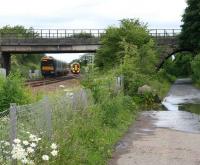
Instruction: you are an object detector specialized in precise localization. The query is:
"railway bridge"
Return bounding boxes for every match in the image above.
[0,29,181,75]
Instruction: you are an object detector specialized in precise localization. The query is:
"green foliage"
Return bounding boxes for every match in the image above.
[53,74,137,165]
[163,53,193,77]
[95,19,151,69]
[191,53,200,83]
[179,0,200,51]
[72,32,94,38]
[11,54,43,78]
[0,73,32,112]
[116,38,157,96]
[0,25,34,37]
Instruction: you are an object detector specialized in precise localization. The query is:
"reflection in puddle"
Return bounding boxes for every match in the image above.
[152,111,200,133]
[179,104,200,115]
[151,80,200,134]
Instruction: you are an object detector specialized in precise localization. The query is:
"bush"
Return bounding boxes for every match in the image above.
[0,72,32,112]
[191,53,200,82]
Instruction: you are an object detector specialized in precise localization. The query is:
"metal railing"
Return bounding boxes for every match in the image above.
[0,29,181,40]
[149,29,181,37]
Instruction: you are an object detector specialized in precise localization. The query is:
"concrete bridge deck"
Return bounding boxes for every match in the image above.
[0,28,181,74]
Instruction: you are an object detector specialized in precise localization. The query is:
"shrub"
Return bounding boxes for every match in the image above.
[0,72,32,112]
[191,53,200,82]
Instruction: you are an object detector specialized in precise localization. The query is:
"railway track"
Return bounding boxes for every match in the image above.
[26,74,80,87]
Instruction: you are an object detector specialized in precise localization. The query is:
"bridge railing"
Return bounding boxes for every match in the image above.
[0,29,181,39]
[0,29,106,39]
[149,29,181,37]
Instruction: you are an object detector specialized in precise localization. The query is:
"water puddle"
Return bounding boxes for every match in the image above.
[150,79,200,134]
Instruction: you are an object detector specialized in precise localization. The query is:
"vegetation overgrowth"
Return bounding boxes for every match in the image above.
[0,73,41,112]
[0,19,174,164]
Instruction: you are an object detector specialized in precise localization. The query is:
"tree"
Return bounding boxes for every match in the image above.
[95,19,152,69]
[179,0,200,52]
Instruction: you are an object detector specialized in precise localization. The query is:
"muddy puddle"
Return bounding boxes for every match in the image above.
[148,78,200,133]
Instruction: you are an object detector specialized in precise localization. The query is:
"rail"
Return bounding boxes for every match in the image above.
[0,29,181,39]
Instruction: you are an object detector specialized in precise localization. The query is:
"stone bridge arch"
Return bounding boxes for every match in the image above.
[157,45,193,69]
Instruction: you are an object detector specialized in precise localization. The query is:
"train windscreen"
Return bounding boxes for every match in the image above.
[41,60,54,66]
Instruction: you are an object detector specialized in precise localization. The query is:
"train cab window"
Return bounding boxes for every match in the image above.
[41,60,54,66]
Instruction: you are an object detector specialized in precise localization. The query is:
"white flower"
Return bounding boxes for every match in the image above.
[27,147,34,153]
[29,134,40,142]
[29,134,37,141]
[11,144,27,160]
[23,141,29,146]
[30,143,36,148]
[13,139,21,144]
[42,155,49,161]
[51,150,58,156]
[50,143,57,150]
[4,141,10,146]
[21,158,28,164]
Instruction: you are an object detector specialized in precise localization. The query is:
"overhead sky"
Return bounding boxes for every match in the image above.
[0,0,187,62]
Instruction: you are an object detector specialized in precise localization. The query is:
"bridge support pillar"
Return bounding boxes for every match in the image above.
[1,52,11,76]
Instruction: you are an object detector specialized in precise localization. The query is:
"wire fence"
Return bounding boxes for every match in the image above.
[0,89,91,164]
[0,76,123,164]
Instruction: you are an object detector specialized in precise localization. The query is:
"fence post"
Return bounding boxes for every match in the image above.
[9,103,17,165]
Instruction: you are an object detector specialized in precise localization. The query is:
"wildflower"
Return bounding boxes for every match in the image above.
[4,141,10,146]
[51,150,58,156]
[23,141,29,146]
[29,134,37,141]
[27,147,34,153]
[29,134,40,142]
[21,158,28,164]
[50,143,57,150]
[11,144,27,160]
[13,139,21,144]
[30,143,36,148]
[42,155,49,161]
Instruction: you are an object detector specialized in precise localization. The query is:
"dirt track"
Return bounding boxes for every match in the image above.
[109,79,200,165]
[109,112,200,165]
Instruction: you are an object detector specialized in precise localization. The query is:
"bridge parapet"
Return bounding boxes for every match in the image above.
[0,29,180,39]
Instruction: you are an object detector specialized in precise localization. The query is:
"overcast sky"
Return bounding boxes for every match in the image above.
[0,0,187,62]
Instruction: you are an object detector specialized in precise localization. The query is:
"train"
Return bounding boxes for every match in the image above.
[71,62,80,74]
[41,56,68,77]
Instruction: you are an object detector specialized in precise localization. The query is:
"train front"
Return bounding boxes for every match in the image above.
[71,63,80,74]
[41,56,55,77]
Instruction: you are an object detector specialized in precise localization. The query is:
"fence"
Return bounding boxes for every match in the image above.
[0,29,180,39]
[0,89,90,164]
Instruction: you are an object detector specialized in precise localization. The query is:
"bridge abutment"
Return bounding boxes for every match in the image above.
[0,52,11,76]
